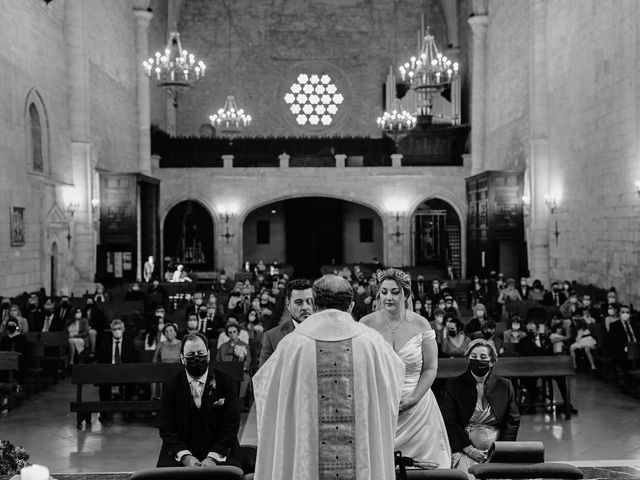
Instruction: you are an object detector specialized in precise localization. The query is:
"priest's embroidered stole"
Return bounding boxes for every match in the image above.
[316,339,356,479]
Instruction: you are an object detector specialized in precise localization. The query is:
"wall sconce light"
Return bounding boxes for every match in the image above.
[543,194,559,214]
[543,194,560,244]
[390,211,405,244]
[65,202,79,247]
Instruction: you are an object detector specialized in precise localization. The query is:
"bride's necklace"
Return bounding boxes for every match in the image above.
[384,311,406,334]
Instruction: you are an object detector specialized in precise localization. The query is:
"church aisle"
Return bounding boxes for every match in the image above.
[0,373,638,473]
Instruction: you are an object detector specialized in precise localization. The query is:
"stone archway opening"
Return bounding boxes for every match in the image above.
[242,197,383,278]
[412,198,462,279]
[163,200,214,273]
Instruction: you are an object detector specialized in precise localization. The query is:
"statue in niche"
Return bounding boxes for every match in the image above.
[177,202,205,264]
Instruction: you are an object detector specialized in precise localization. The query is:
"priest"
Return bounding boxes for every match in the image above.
[253,274,405,480]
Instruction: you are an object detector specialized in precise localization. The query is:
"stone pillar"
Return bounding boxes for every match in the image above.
[218,218,240,275]
[468,14,489,175]
[391,153,403,168]
[134,8,153,174]
[64,0,95,294]
[385,213,411,267]
[278,153,290,168]
[222,154,234,169]
[335,154,346,168]
[528,0,550,284]
[166,98,177,136]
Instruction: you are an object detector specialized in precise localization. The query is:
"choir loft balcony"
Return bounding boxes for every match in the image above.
[150,125,470,169]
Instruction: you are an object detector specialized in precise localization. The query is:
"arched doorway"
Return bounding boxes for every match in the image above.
[50,242,58,297]
[412,198,462,278]
[242,197,383,278]
[163,200,214,273]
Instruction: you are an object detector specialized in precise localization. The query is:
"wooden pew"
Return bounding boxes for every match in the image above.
[0,351,21,412]
[437,356,575,417]
[69,361,243,425]
[26,331,71,380]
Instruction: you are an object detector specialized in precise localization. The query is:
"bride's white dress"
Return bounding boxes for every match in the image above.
[395,330,452,467]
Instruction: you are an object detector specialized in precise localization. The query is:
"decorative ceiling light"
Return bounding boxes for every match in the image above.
[377,99,417,145]
[143,31,206,108]
[284,73,342,126]
[398,27,458,122]
[209,95,252,137]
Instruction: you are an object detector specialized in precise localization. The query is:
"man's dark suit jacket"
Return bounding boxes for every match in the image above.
[517,334,553,356]
[156,368,241,467]
[441,370,520,453]
[95,334,137,364]
[608,319,640,364]
[33,312,64,332]
[542,291,567,307]
[259,320,294,367]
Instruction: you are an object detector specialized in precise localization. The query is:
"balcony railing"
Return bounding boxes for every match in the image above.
[151,125,469,168]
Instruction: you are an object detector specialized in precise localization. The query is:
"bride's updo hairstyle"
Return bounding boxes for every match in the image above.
[376,267,412,308]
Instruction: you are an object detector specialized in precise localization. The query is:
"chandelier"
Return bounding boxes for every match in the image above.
[377,99,416,145]
[398,27,459,122]
[209,95,252,137]
[143,31,206,108]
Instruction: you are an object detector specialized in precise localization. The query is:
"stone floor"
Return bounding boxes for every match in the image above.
[0,371,638,474]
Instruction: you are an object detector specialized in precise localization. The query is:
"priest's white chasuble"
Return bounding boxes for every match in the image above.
[253,309,405,480]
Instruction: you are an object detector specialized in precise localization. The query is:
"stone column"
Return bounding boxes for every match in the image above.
[468,14,488,175]
[278,153,290,168]
[334,154,346,168]
[222,154,234,169]
[385,213,411,267]
[64,0,95,294]
[528,0,550,284]
[391,153,403,168]
[134,8,153,174]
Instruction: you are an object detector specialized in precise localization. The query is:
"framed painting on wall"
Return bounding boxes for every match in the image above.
[11,206,25,246]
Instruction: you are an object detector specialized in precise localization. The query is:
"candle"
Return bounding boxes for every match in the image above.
[21,465,50,480]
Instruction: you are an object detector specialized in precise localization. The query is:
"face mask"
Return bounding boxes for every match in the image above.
[511,324,520,331]
[521,282,527,286]
[184,355,209,377]
[468,359,492,376]
[61,301,69,308]
[482,330,493,339]
[132,286,140,291]
[75,313,82,319]
[198,311,207,319]
[447,328,457,336]
[608,298,615,304]
[621,313,630,321]
[6,325,18,334]
[526,330,536,338]
[29,304,37,310]
[570,298,577,304]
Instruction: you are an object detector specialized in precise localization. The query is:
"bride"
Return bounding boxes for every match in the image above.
[361,268,452,468]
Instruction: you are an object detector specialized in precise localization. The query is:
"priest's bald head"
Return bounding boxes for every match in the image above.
[312,274,354,313]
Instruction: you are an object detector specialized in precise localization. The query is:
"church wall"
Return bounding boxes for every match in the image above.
[483,0,530,172]
[342,203,383,265]
[171,0,449,137]
[86,0,139,173]
[156,164,469,275]
[544,0,640,304]
[0,1,70,296]
[148,0,168,131]
[242,202,287,266]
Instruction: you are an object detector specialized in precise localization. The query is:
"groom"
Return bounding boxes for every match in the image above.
[253,274,405,480]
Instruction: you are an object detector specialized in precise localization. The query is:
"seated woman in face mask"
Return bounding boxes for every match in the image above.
[465,303,491,340]
[441,339,520,475]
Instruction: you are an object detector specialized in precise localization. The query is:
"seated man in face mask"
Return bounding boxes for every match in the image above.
[156,332,242,470]
[36,299,63,332]
[479,320,503,355]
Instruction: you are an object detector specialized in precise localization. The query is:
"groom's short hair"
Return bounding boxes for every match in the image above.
[312,275,353,312]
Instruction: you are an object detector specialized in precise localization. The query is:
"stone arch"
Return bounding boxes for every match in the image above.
[162,199,216,274]
[240,194,386,278]
[409,191,467,278]
[24,88,51,175]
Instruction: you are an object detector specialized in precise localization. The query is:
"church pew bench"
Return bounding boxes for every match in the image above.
[0,351,22,413]
[26,331,71,381]
[437,356,575,417]
[69,361,243,425]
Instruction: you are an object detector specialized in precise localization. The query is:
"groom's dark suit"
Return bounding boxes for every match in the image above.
[156,367,242,468]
